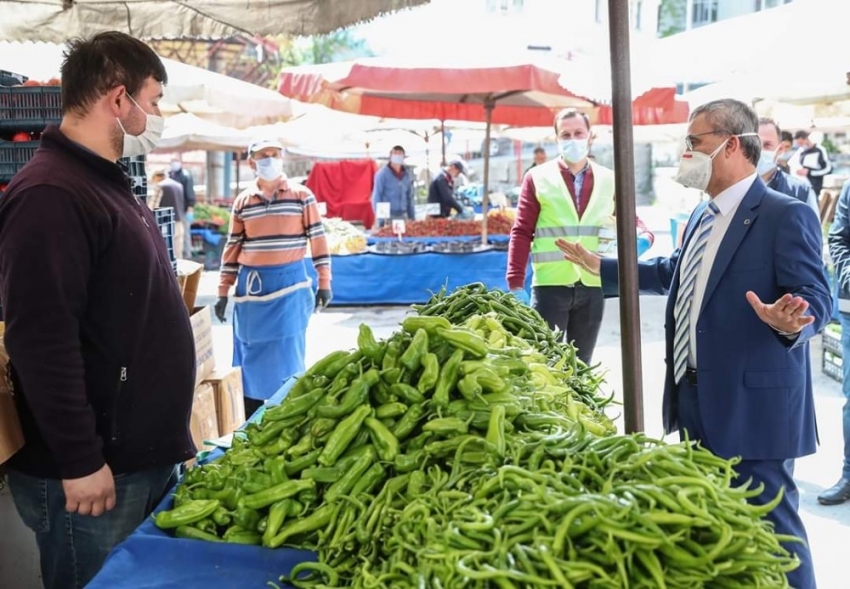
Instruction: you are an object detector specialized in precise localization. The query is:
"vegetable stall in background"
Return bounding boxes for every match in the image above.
[154,284,801,588]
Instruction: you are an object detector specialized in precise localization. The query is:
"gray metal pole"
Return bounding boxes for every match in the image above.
[607,0,645,434]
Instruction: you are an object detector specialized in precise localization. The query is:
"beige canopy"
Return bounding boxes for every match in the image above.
[0,0,428,42]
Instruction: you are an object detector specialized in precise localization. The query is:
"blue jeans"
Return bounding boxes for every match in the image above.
[839,313,850,479]
[8,465,177,589]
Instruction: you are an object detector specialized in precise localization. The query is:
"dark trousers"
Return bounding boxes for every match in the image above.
[244,396,265,419]
[531,284,605,365]
[678,380,816,589]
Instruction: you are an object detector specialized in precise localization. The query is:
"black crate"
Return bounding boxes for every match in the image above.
[823,325,842,357]
[0,70,28,87]
[0,86,62,132]
[823,350,843,383]
[0,140,39,182]
[129,175,148,200]
[155,207,176,264]
[120,155,146,179]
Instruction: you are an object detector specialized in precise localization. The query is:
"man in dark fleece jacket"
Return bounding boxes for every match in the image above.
[0,32,195,589]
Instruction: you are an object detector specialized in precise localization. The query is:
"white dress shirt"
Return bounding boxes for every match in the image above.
[681,173,757,367]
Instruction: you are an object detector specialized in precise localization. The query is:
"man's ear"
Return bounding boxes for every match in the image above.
[107,86,128,117]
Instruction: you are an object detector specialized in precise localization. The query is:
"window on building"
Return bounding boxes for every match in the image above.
[692,0,718,27]
[635,0,643,30]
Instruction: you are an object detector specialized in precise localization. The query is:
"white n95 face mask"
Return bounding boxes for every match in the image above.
[117,94,164,158]
[674,133,757,191]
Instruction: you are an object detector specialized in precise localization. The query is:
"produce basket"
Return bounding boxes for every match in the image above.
[823,322,842,356]
[154,207,176,268]
[823,349,843,383]
[0,86,62,131]
[0,140,39,183]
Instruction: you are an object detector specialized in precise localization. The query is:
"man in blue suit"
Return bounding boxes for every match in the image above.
[559,98,830,589]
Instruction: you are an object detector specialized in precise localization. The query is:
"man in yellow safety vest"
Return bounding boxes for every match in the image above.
[506,108,654,364]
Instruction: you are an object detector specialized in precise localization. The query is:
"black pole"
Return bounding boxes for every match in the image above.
[607,0,644,434]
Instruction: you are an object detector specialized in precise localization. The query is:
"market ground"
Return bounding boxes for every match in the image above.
[196,204,850,589]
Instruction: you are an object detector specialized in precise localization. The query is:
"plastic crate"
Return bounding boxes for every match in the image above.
[0,140,39,182]
[0,86,62,132]
[823,324,842,356]
[823,349,843,383]
[0,70,28,87]
[155,207,176,265]
[119,155,146,179]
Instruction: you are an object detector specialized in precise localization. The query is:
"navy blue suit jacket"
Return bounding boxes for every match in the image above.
[601,178,831,460]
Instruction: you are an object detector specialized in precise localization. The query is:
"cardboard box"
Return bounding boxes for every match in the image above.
[176,260,204,313]
[0,323,24,465]
[190,306,216,386]
[189,382,219,451]
[203,367,245,436]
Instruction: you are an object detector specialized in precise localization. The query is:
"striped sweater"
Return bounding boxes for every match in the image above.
[218,181,331,296]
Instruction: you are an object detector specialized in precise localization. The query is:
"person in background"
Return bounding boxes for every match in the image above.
[428,160,467,218]
[506,108,654,365]
[775,130,795,174]
[524,146,548,174]
[794,129,832,197]
[371,145,415,227]
[560,98,828,589]
[150,169,186,259]
[757,118,819,216]
[0,32,195,589]
[170,158,195,259]
[215,138,332,417]
[823,177,850,506]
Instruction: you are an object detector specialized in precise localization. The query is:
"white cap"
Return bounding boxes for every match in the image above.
[248,138,284,154]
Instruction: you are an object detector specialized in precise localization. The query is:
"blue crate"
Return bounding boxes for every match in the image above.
[154,207,176,265]
[0,140,39,182]
[0,86,62,132]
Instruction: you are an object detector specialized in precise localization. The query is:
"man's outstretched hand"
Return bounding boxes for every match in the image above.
[746,291,814,334]
[556,239,601,275]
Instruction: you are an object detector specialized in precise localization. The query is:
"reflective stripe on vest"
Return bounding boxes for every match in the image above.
[529,160,615,288]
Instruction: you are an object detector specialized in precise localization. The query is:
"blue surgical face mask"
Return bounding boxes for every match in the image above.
[255,157,285,181]
[558,139,589,164]
[390,155,404,165]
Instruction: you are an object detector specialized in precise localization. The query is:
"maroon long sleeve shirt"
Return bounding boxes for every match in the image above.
[506,162,654,290]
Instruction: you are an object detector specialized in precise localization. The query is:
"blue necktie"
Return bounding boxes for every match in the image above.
[673,201,719,384]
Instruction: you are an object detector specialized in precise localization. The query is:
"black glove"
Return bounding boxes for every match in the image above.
[214,296,228,323]
[315,289,332,309]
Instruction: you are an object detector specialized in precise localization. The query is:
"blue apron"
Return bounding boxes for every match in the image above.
[232,261,314,401]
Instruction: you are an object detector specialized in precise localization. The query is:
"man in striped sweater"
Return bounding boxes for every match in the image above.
[215,138,332,415]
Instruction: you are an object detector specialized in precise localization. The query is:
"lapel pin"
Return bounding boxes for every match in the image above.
[743,219,751,225]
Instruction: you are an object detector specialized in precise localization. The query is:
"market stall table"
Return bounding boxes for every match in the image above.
[87,379,313,589]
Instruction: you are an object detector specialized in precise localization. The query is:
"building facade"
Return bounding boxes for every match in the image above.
[658,0,794,36]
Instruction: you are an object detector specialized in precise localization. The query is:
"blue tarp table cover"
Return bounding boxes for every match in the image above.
[366,234,510,245]
[87,379,314,589]
[307,249,533,306]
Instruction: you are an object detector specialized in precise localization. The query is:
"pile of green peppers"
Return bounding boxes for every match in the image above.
[153,286,799,588]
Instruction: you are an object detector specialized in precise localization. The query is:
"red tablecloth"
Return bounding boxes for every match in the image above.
[306,160,377,227]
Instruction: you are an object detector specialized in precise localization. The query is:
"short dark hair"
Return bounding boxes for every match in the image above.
[390,145,405,154]
[61,31,167,115]
[533,147,546,155]
[691,99,760,166]
[758,117,782,142]
[780,131,793,143]
[794,130,810,140]
[553,108,591,132]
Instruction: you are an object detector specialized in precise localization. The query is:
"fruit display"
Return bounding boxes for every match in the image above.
[193,203,231,235]
[323,218,368,255]
[154,284,799,588]
[372,213,514,238]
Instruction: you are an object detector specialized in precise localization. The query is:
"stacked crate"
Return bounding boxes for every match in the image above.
[823,322,843,383]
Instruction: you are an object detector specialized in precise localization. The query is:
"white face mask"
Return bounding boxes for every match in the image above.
[390,155,404,165]
[757,148,777,176]
[674,133,757,191]
[116,94,164,158]
[255,156,285,181]
[558,139,589,164]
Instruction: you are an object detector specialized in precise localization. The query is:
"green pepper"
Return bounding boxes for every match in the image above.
[423,416,468,436]
[310,417,338,439]
[380,367,402,385]
[317,377,369,419]
[287,433,315,457]
[391,402,425,441]
[268,455,288,485]
[389,382,424,404]
[241,479,316,511]
[195,518,218,535]
[330,363,359,392]
[268,504,335,548]
[433,349,464,408]
[183,466,204,486]
[230,449,263,468]
[311,374,330,389]
[472,367,508,393]
[154,500,221,530]
[263,499,293,547]
[364,416,400,462]
[376,401,408,419]
[382,341,402,371]
[172,486,192,509]
[298,487,318,505]
[457,374,483,400]
[417,352,440,394]
[223,525,262,545]
[357,324,383,361]
[351,462,386,496]
[436,327,488,358]
[318,405,372,467]
[399,328,429,371]
[372,380,394,405]
[347,428,371,454]
[248,418,287,446]
[309,349,360,380]
[242,472,274,494]
[407,470,426,497]
[486,404,506,456]
[175,525,223,543]
[300,466,344,483]
[393,451,425,473]
[257,516,268,534]
[402,315,452,335]
[491,357,528,376]
[261,429,298,456]
[207,487,244,511]
[325,445,376,502]
[405,430,433,451]
[263,387,325,422]
[233,507,261,531]
[211,506,231,527]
